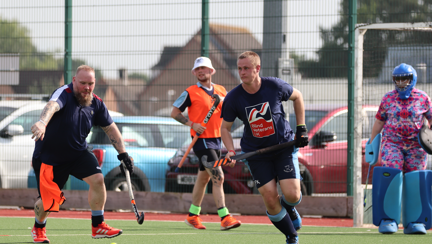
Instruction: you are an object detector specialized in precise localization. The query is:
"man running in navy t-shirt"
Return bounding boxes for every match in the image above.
[30,65,133,243]
[221,51,308,244]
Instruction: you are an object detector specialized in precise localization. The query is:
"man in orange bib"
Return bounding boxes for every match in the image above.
[171,57,241,231]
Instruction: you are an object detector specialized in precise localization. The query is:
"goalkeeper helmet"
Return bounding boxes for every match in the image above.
[392,63,417,100]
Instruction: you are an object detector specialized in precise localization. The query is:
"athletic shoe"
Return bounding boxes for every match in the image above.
[290,207,302,231]
[185,215,206,230]
[220,214,241,230]
[378,219,398,234]
[286,236,299,244]
[31,226,50,243]
[91,222,122,239]
[403,223,427,234]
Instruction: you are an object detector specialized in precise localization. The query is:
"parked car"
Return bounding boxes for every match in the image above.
[28,116,192,193]
[166,104,380,195]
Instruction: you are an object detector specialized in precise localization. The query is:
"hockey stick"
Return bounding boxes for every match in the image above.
[122,161,145,224]
[202,139,297,168]
[175,94,221,172]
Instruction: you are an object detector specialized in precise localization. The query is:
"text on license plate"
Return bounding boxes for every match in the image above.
[177,175,197,185]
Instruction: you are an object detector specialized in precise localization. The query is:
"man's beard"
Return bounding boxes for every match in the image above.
[74,90,93,106]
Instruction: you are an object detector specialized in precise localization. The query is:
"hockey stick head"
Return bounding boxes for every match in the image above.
[137,211,145,224]
[201,155,231,168]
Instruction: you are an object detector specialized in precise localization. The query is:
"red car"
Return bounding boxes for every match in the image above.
[165,104,380,195]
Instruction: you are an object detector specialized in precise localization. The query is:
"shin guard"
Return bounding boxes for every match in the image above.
[402,170,432,229]
[372,167,403,226]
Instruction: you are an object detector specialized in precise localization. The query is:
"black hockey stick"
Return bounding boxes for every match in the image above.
[202,140,297,168]
[122,161,144,224]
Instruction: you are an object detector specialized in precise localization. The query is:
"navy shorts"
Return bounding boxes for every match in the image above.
[195,149,221,171]
[33,147,102,196]
[246,146,300,189]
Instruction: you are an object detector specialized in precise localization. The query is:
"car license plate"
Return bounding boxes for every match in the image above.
[177,175,197,185]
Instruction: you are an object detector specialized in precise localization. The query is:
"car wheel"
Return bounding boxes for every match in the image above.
[301,168,314,195]
[108,176,141,192]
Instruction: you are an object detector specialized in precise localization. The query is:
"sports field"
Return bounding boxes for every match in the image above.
[1,210,431,244]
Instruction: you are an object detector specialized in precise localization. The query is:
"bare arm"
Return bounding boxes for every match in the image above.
[171,106,205,134]
[288,88,305,125]
[31,101,60,141]
[370,119,385,141]
[101,122,126,154]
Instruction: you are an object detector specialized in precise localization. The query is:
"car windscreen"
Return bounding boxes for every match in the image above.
[0,106,18,121]
[288,110,328,131]
[87,123,191,149]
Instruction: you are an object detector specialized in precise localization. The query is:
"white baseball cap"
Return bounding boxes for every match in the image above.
[191,57,216,75]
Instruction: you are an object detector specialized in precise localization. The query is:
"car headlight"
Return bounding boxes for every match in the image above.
[189,155,199,165]
[247,180,255,188]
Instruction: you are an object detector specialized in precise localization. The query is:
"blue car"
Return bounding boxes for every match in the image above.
[28,116,192,193]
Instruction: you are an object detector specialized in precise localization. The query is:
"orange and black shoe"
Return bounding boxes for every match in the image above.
[220,214,241,230]
[185,215,206,229]
[31,225,50,243]
[91,222,122,239]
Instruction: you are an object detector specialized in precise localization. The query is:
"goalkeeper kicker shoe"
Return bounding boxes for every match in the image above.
[378,219,398,234]
[403,223,427,234]
[91,222,122,239]
[31,226,50,243]
[185,215,206,230]
[286,236,299,244]
[220,214,241,230]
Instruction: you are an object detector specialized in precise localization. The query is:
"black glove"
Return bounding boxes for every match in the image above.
[118,152,134,176]
[295,125,309,148]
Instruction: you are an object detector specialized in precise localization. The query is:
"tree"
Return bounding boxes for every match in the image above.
[128,72,149,83]
[296,0,432,78]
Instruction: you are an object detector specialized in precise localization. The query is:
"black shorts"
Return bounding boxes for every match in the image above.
[246,146,300,189]
[33,147,102,196]
[195,149,221,171]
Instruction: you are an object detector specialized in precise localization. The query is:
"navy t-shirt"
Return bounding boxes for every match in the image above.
[221,77,295,158]
[33,83,113,165]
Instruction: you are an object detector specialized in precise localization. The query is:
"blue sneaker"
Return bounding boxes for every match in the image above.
[286,236,298,244]
[403,223,426,234]
[378,219,398,234]
[291,207,302,231]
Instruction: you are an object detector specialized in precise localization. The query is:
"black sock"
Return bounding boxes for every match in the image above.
[280,197,297,220]
[188,213,198,217]
[34,221,46,228]
[271,212,297,239]
[91,215,104,227]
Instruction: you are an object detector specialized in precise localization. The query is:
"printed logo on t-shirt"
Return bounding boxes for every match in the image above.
[245,102,275,138]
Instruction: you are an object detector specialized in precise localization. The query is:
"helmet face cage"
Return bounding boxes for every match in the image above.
[392,74,413,91]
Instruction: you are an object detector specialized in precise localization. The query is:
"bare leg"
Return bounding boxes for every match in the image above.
[83,173,106,210]
[191,170,211,207]
[258,179,282,215]
[34,198,50,222]
[206,166,226,208]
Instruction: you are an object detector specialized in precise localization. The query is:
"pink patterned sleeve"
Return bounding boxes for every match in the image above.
[424,94,432,121]
[375,95,388,121]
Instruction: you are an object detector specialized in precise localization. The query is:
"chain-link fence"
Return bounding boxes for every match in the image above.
[0,1,431,201]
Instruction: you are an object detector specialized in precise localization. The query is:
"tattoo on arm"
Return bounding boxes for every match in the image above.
[40,101,60,123]
[102,124,125,152]
[174,113,189,125]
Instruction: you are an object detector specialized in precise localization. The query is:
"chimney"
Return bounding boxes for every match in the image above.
[119,68,128,86]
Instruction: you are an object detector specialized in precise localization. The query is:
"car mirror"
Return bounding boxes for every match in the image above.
[0,124,24,138]
[310,130,337,146]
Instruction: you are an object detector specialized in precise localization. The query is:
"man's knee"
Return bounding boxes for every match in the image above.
[84,173,105,188]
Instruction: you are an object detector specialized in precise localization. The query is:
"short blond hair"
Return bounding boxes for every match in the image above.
[238,51,261,67]
[75,65,95,76]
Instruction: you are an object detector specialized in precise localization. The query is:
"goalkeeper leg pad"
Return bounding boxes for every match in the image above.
[402,170,432,234]
[372,167,403,230]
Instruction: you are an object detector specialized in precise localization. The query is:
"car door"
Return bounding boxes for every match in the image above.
[308,110,349,193]
[0,109,42,188]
